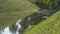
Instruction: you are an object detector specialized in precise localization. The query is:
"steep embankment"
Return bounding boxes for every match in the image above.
[25,11,60,34]
[0,0,38,30]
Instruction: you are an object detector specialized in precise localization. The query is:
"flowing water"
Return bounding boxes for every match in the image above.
[0,19,22,34]
[0,9,58,34]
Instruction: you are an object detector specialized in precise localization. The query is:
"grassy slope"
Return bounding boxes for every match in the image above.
[25,11,60,34]
[0,0,38,30]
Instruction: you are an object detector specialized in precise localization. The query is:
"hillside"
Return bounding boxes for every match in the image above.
[0,0,60,34]
[25,11,60,34]
[0,0,38,30]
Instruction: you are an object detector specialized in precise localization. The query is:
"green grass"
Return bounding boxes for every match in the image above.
[0,0,39,30]
[25,11,60,34]
[0,0,39,13]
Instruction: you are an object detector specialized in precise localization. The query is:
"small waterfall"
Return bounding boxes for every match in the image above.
[16,19,22,29]
[15,19,22,34]
[0,19,22,34]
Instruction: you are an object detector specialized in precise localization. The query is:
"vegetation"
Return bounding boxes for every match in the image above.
[25,11,60,34]
[0,0,60,34]
[28,0,60,9]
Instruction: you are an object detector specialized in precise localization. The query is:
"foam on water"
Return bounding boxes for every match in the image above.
[1,19,22,34]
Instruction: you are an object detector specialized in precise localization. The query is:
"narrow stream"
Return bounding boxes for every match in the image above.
[0,9,58,34]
